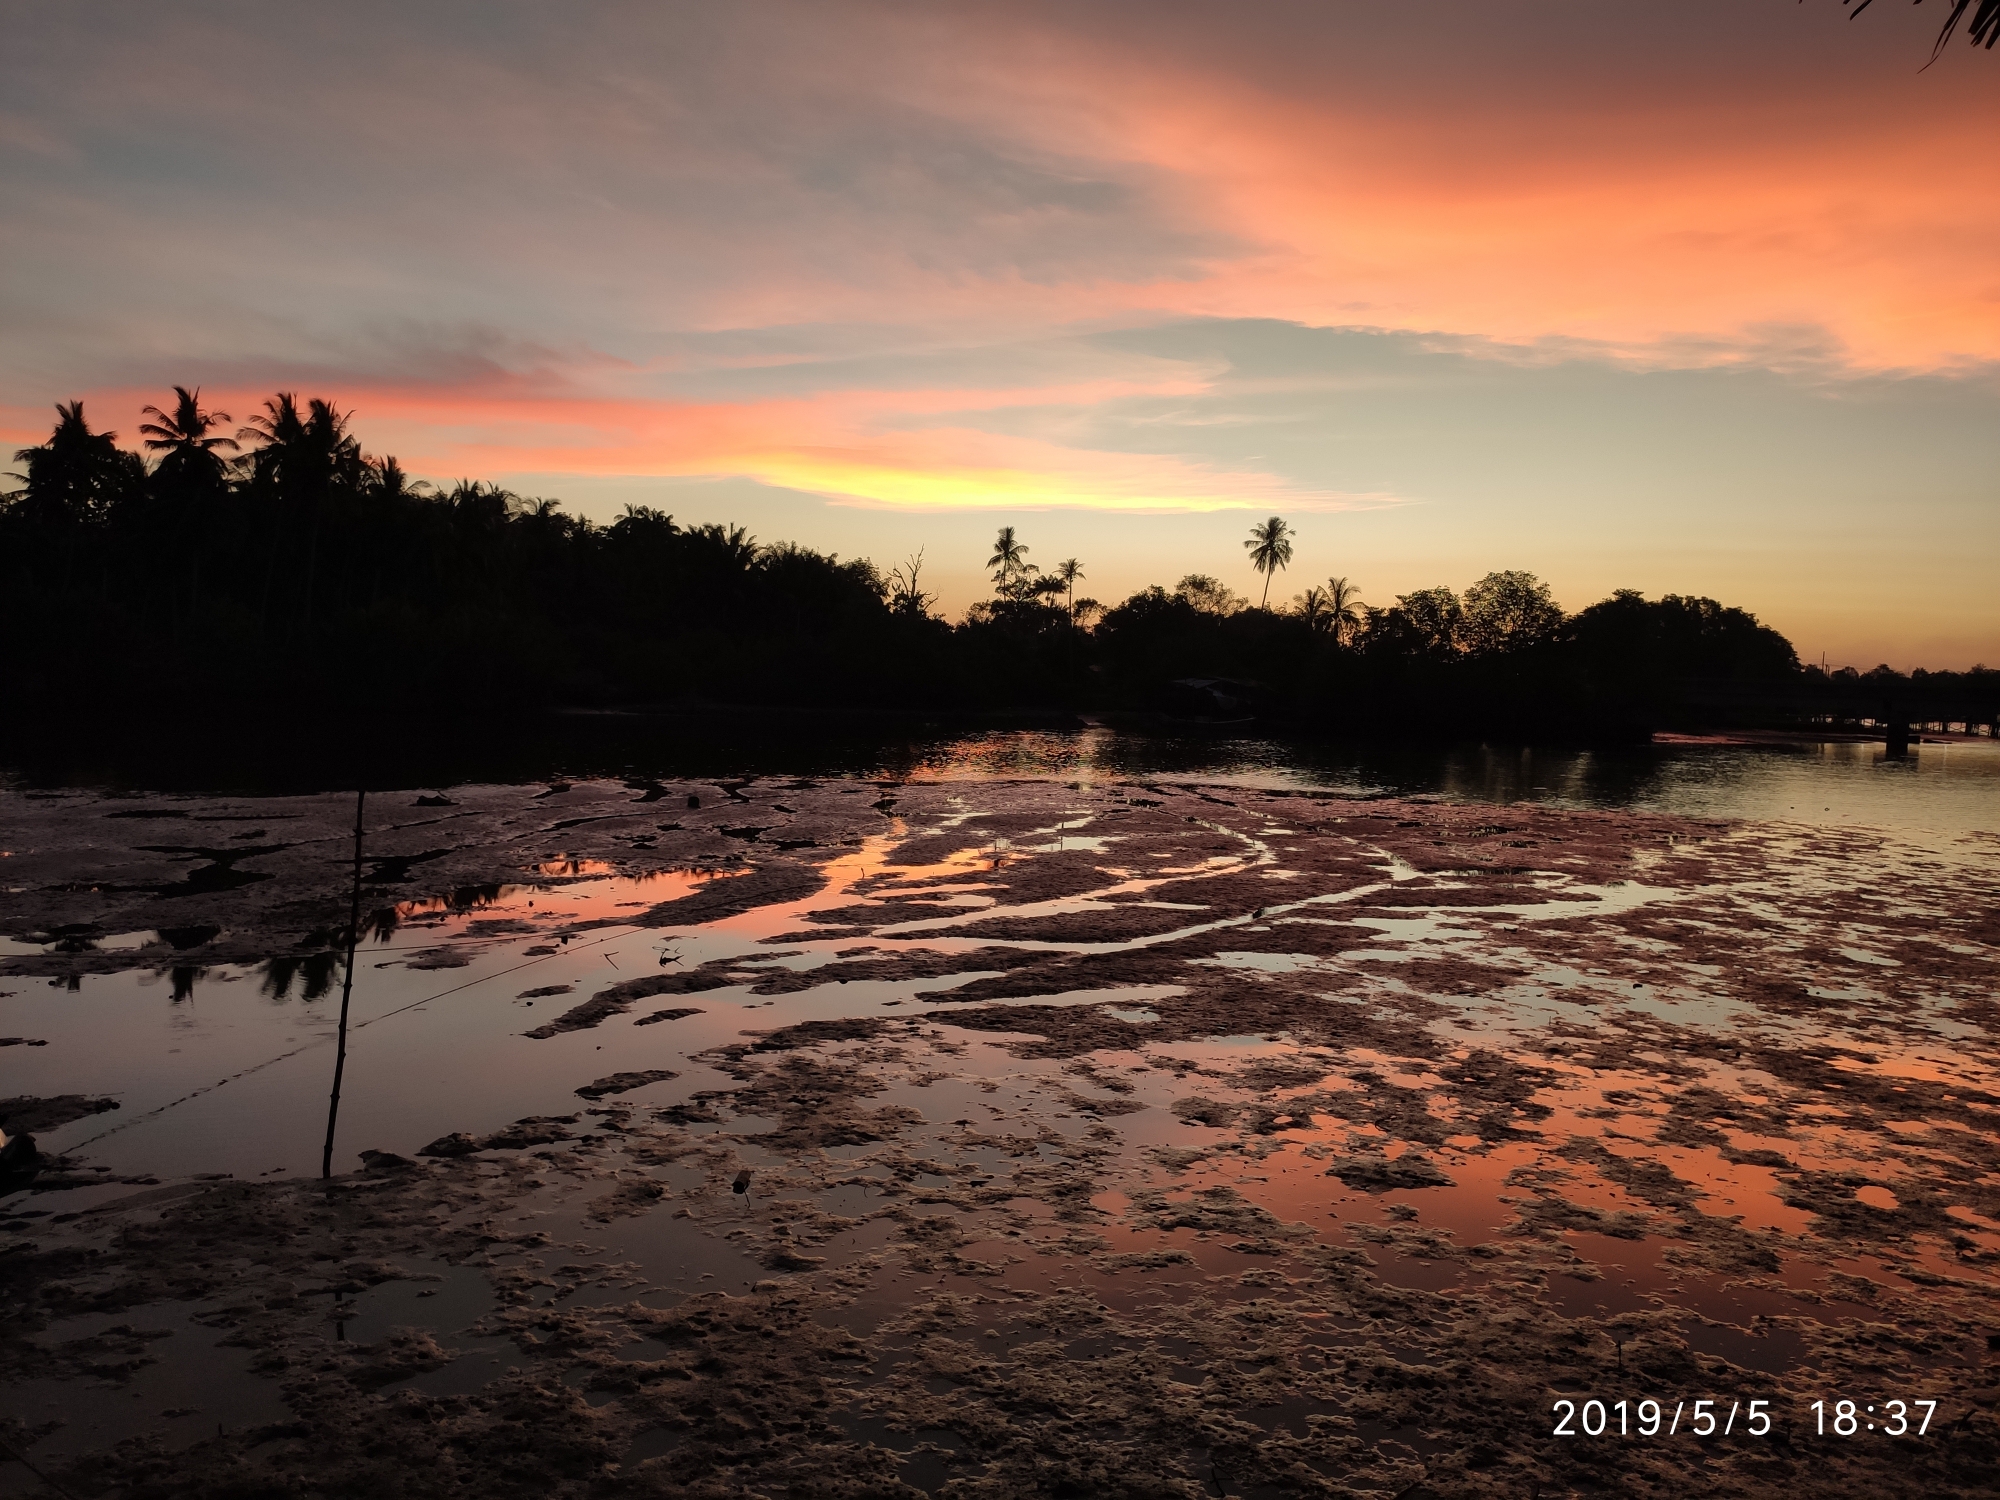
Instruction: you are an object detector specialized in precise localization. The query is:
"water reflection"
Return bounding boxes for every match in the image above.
[260,951,342,1002]
[14,716,1995,846]
[888,728,2000,842]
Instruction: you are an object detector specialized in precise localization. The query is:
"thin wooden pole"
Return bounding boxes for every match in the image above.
[320,790,366,1180]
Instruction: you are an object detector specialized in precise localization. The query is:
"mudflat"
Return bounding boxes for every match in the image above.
[2,775,1996,1497]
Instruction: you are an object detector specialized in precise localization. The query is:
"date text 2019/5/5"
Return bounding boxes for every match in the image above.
[1550,1398,1943,1438]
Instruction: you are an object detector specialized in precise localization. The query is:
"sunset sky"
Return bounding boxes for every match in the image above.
[4,1,1996,665]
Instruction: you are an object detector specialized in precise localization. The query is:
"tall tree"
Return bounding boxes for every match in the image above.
[1052,557,1085,622]
[364,455,424,501]
[1324,575,1366,646]
[1460,571,1562,656]
[239,394,361,500]
[689,521,759,571]
[137,387,237,633]
[1175,574,1244,616]
[1295,584,1330,632]
[1243,516,1294,609]
[1371,586,1463,659]
[1295,577,1363,638]
[138,387,236,494]
[236,393,362,632]
[887,548,936,617]
[9,401,141,533]
[987,525,1029,593]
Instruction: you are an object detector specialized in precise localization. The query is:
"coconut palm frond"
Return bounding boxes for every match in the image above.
[1053,557,1084,621]
[138,386,236,456]
[987,526,1029,588]
[1847,0,2000,60]
[1243,516,1295,609]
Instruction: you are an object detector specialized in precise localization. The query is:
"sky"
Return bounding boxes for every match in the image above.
[3,0,1996,667]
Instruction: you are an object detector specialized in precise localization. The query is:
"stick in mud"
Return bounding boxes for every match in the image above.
[319,790,366,1180]
[0,1433,83,1500]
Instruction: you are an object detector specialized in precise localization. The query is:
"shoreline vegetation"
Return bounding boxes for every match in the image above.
[6,392,1995,741]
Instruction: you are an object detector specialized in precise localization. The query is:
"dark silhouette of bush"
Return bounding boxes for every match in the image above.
[11,387,1978,742]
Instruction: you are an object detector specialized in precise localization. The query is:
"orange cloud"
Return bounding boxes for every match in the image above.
[969,44,2000,371]
[4,374,1389,514]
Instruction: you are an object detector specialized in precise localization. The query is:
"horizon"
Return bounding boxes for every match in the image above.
[6,1,1997,668]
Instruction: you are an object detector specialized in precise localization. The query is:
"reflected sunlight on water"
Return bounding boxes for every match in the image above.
[893,728,2000,844]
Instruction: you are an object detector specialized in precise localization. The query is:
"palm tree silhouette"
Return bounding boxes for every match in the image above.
[139,387,236,490]
[1053,557,1084,622]
[138,389,237,638]
[10,402,135,529]
[1324,575,1365,645]
[1244,516,1294,609]
[690,521,759,571]
[442,479,511,528]
[987,526,1031,594]
[237,393,361,633]
[238,392,307,477]
[239,394,360,492]
[365,455,428,501]
[1296,585,1329,631]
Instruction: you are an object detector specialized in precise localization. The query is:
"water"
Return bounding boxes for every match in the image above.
[2,734,1995,1494]
[892,728,2000,844]
[3,734,1991,1191]
[8,720,1993,840]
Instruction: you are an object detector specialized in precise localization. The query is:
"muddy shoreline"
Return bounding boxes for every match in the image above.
[2,776,1996,1497]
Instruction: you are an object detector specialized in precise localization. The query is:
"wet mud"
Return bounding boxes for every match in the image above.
[2,776,1997,1497]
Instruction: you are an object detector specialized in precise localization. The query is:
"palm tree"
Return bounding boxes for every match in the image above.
[364,455,428,501]
[237,392,306,483]
[138,387,236,492]
[443,479,511,526]
[136,389,237,637]
[987,526,1029,592]
[514,497,571,561]
[1295,585,1329,631]
[1244,516,1294,608]
[239,394,361,485]
[236,393,361,632]
[1848,0,2000,60]
[690,521,759,570]
[1053,557,1084,622]
[1325,575,1365,645]
[611,503,678,543]
[10,401,135,530]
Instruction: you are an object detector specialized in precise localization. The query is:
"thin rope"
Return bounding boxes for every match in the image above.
[60,928,631,1154]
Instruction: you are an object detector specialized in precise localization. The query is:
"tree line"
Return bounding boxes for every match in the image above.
[4,392,1988,737]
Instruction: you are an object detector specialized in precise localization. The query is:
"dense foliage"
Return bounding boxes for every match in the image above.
[3,394,949,713]
[4,393,1991,737]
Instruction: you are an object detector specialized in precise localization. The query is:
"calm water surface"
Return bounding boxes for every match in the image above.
[899,728,2000,844]
[6,729,1990,1192]
[9,718,1992,842]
